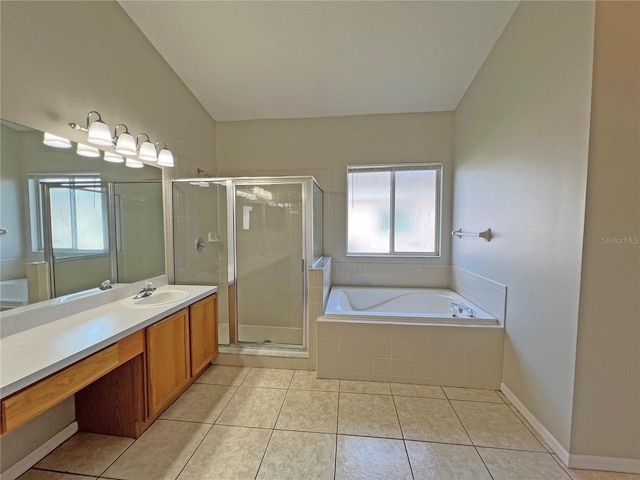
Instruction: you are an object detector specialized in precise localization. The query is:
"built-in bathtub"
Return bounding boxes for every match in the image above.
[0,278,28,310]
[324,287,496,325]
[317,286,504,389]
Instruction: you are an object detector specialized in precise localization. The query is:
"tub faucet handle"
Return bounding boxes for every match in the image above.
[99,280,112,290]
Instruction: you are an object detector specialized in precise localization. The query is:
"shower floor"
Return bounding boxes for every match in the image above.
[237,325,303,345]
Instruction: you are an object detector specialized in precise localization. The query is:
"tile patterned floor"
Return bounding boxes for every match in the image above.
[20,367,639,480]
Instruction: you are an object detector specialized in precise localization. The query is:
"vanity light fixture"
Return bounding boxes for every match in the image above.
[69,111,175,167]
[114,124,137,156]
[103,152,125,163]
[155,141,174,167]
[69,111,113,147]
[76,143,101,158]
[43,132,72,148]
[125,158,144,168]
[137,134,157,162]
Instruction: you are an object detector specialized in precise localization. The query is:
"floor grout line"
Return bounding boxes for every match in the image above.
[334,386,340,480]
[391,392,416,479]
[250,372,292,480]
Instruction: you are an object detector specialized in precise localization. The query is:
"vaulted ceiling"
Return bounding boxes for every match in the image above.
[119,1,518,122]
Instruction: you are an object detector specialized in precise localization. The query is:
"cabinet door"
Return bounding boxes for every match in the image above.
[189,294,218,377]
[146,309,190,417]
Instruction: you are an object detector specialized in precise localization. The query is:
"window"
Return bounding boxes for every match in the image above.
[347,164,441,256]
[29,175,108,254]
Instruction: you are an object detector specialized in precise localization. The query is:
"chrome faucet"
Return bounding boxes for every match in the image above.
[450,302,476,318]
[99,280,113,290]
[133,281,156,299]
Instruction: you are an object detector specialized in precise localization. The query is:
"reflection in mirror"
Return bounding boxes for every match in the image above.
[0,119,164,312]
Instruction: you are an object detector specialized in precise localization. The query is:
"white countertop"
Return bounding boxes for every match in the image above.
[0,284,217,398]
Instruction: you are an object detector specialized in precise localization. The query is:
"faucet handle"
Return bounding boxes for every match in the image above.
[100,280,112,290]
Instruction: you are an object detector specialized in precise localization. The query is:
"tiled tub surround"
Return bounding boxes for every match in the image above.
[318,319,504,389]
[451,266,507,324]
[317,265,507,389]
[18,366,632,480]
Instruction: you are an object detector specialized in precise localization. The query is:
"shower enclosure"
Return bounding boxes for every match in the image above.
[172,177,323,352]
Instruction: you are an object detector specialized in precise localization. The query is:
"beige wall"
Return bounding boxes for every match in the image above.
[0,1,216,177]
[452,1,595,450]
[571,1,640,462]
[0,1,215,474]
[216,112,454,286]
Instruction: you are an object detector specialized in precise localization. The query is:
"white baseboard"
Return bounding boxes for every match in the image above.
[568,454,640,474]
[1,421,78,480]
[500,383,570,464]
[501,383,640,475]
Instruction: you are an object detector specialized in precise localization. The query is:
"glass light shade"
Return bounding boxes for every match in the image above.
[43,132,72,148]
[138,141,158,162]
[125,158,144,168]
[115,132,137,156]
[76,143,100,158]
[157,148,174,167]
[103,152,124,163]
[87,120,113,146]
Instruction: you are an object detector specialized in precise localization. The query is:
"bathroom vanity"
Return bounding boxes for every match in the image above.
[0,285,218,439]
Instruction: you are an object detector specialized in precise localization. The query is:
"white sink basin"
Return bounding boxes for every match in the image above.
[122,290,191,307]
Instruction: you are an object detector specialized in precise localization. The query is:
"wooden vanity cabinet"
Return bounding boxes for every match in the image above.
[189,294,218,377]
[146,293,218,419]
[0,292,218,439]
[146,309,191,418]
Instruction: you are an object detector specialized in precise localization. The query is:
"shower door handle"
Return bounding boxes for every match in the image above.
[302,258,305,273]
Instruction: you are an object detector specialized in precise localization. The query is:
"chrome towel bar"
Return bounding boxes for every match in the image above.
[452,228,492,242]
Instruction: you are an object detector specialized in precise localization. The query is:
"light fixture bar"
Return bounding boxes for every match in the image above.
[68,111,175,167]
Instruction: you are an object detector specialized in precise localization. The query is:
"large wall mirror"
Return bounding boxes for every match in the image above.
[0,119,165,313]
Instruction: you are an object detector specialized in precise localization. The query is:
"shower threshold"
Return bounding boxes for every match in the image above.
[219,344,308,359]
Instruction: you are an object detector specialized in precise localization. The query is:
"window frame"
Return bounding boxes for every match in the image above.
[346,163,442,258]
[29,174,108,255]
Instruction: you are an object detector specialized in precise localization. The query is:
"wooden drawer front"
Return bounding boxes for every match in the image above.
[118,329,145,364]
[1,345,119,435]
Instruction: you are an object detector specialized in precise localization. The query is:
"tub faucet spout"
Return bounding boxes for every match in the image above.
[450,302,476,318]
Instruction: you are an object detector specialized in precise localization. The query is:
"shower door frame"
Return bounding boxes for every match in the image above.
[229,176,315,351]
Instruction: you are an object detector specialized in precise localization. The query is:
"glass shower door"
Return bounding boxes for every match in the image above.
[234,182,304,346]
